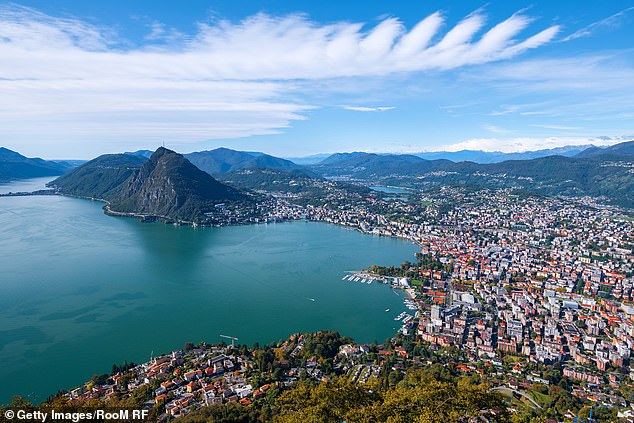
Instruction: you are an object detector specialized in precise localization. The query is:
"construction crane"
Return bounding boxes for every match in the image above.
[220,334,238,348]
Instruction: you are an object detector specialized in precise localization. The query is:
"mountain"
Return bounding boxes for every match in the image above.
[220,167,316,194]
[52,148,251,222]
[414,145,593,163]
[392,153,634,208]
[185,147,312,176]
[50,153,148,199]
[51,159,87,169]
[309,141,634,208]
[0,147,68,182]
[107,148,250,221]
[283,153,332,165]
[220,166,373,207]
[124,150,154,159]
[575,140,634,159]
[311,152,450,179]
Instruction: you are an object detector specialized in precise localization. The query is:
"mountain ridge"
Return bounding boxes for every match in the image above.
[0,147,69,182]
[51,148,252,222]
[109,147,249,221]
[185,147,313,177]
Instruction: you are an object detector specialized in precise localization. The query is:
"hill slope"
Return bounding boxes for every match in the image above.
[311,141,634,208]
[185,147,311,176]
[575,140,634,159]
[107,148,250,220]
[415,145,592,163]
[50,154,148,199]
[311,152,449,179]
[0,147,68,182]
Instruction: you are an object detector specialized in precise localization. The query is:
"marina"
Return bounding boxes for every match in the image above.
[340,271,419,331]
[0,190,418,403]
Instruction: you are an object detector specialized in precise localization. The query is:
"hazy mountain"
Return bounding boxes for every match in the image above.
[0,147,68,182]
[283,153,332,165]
[185,147,312,176]
[51,159,87,168]
[575,140,634,159]
[414,145,593,163]
[311,152,450,178]
[124,150,154,158]
[50,153,148,199]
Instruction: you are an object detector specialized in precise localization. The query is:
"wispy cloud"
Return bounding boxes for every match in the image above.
[562,7,634,41]
[144,21,186,43]
[531,124,580,131]
[483,124,511,134]
[342,106,395,112]
[0,4,559,147]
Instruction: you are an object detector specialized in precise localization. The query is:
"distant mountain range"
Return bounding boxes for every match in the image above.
[4,140,634,210]
[0,147,70,182]
[286,145,593,165]
[412,145,593,163]
[309,152,449,179]
[184,147,313,176]
[315,142,634,207]
[51,148,252,222]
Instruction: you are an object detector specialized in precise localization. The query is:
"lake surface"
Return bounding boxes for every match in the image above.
[0,176,53,194]
[0,180,418,403]
[369,186,411,194]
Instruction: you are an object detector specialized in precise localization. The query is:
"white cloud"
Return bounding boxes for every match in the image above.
[145,21,185,43]
[483,124,511,134]
[531,124,580,131]
[440,136,630,153]
[342,106,395,112]
[562,7,634,42]
[0,4,559,148]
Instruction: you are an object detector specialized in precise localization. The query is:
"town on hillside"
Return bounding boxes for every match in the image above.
[17,186,632,422]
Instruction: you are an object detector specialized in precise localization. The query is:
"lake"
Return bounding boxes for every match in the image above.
[369,186,411,194]
[0,176,53,194]
[0,179,418,403]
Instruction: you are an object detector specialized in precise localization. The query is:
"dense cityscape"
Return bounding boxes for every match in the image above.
[7,186,629,422]
[2,1,634,421]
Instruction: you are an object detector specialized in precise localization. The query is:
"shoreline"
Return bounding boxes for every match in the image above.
[0,194,420,404]
[2,189,425,251]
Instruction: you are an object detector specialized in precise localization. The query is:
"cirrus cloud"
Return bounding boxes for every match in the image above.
[0,4,559,151]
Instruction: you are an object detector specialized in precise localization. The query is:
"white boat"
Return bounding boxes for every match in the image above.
[342,275,348,280]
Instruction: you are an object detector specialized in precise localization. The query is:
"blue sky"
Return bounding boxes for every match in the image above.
[1,1,633,159]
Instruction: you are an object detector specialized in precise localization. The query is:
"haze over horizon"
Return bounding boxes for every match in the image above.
[1,1,633,159]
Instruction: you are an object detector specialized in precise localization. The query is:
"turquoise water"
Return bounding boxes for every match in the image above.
[0,176,53,194]
[0,183,418,403]
[369,186,410,194]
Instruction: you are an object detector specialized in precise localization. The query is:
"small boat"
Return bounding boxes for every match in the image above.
[342,275,348,280]
[306,298,316,302]
[385,309,390,312]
